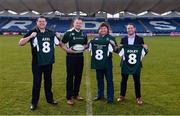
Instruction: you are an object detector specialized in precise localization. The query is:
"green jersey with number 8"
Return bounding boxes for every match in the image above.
[89,37,113,69]
[119,45,145,74]
[33,31,59,65]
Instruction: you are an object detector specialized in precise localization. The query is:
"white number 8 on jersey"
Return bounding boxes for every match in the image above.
[128,53,137,64]
[42,42,50,53]
[95,49,103,60]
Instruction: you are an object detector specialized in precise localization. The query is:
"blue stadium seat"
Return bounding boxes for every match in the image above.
[0,17,179,34]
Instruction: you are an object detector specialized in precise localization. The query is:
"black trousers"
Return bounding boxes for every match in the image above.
[66,55,84,100]
[120,72,141,98]
[31,62,54,105]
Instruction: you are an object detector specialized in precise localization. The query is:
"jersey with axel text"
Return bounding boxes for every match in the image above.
[33,30,59,65]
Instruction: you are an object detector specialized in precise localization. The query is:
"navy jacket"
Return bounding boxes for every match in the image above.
[120,35,144,45]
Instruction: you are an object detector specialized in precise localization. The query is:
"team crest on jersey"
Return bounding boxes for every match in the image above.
[72,33,75,36]
[95,38,99,40]
[106,38,109,41]
[81,32,84,36]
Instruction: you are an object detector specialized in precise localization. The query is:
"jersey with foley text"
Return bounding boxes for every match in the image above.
[89,37,113,69]
[119,45,146,74]
[33,30,59,65]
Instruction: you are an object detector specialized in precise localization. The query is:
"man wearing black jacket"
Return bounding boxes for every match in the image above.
[19,16,59,110]
[117,23,148,105]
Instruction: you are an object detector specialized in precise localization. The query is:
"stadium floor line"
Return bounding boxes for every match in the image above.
[85,53,93,116]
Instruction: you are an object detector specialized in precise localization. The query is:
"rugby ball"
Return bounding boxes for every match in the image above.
[71,44,85,51]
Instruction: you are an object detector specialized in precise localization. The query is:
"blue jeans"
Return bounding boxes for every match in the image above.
[95,59,114,102]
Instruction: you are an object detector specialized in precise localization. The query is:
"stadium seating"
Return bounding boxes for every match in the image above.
[0,16,179,35]
[141,18,180,34]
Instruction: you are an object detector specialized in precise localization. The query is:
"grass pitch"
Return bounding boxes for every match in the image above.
[0,35,180,115]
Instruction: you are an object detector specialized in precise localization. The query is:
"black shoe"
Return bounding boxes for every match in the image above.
[107,100,113,104]
[30,104,37,111]
[93,96,105,101]
[48,100,58,105]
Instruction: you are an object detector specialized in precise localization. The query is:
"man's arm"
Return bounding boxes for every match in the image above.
[111,37,124,54]
[83,34,88,49]
[59,32,72,53]
[140,36,149,54]
[19,32,37,46]
[60,42,84,54]
[143,44,149,55]
[55,32,63,47]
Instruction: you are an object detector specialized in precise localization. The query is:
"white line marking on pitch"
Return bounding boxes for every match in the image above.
[85,52,93,116]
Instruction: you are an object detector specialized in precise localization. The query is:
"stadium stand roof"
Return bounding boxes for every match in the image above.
[0,0,180,16]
